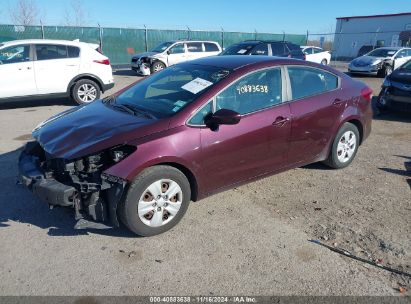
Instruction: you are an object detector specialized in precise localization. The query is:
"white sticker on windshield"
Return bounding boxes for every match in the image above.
[387,51,395,55]
[237,49,248,54]
[182,77,213,94]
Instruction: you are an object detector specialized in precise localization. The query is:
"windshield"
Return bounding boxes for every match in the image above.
[401,60,411,70]
[151,42,174,53]
[112,64,231,118]
[221,44,255,55]
[367,48,397,57]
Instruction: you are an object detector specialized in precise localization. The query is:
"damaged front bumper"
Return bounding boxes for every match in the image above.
[18,141,128,230]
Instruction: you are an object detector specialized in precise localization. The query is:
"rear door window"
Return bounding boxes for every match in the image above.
[204,43,219,52]
[250,43,269,55]
[0,44,30,64]
[270,43,286,56]
[36,44,69,60]
[287,66,338,100]
[187,42,203,53]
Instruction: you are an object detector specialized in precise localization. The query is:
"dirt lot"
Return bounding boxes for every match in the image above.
[0,67,410,296]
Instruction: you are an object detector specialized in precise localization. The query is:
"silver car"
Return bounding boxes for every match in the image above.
[348,47,411,77]
[131,40,222,76]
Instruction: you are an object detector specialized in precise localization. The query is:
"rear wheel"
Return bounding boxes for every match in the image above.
[119,166,191,236]
[324,122,360,169]
[71,79,101,105]
[321,59,328,65]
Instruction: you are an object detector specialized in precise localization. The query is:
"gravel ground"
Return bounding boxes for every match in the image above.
[0,67,410,296]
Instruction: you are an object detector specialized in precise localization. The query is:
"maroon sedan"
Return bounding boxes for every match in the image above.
[19,56,372,236]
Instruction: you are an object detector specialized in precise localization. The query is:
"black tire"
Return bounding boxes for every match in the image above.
[324,122,360,169]
[150,61,166,74]
[119,165,191,237]
[321,59,328,65]
[71,79,101,105]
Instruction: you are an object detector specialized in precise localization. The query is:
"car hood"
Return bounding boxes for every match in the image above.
[389,68,411,85]
[32,100,161,160]
[352,55,385,65]
[132,52,161,59]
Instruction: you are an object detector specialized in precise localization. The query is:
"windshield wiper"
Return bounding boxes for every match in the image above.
[109,103,137,116]
[102,95,116,104]
[127,105,157,119]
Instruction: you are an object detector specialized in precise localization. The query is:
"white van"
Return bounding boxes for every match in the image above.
[131,40,222,75]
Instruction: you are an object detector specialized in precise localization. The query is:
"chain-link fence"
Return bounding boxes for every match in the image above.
[0,24,307,65]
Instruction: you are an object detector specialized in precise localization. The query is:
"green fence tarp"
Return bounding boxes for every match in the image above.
[0,24,306,65]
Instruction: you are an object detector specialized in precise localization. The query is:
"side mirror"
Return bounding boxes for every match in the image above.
[204,109,241,130]
[167,50,171,55]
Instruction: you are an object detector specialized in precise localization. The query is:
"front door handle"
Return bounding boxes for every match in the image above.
[272,116,290,127]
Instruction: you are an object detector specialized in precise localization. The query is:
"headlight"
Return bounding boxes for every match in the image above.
[109,145,136,163]
[371,60,382,67]
[382,77,391,87]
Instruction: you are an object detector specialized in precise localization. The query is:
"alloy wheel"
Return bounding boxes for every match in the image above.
[336,131,357,163]
[77,84,97,103]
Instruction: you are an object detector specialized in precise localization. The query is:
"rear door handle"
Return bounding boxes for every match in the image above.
[332,98,344,106]
[272,116,290,127]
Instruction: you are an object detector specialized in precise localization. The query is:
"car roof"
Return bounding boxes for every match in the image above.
[1,39,94,47]
[168,40,220,44]
[185,55,303,70]
[301,46,322,48]
[373,47,404,50]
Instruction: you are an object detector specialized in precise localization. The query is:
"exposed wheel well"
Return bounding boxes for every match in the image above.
[68,75,104,96]
[347,119,363,145]
[154,162,199,202]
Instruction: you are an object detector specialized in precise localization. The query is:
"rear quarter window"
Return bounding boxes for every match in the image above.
[204,42,219,52]
[288,66,338,100]
[68,46,80,58]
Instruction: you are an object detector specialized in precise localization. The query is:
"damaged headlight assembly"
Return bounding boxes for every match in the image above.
[20,142,137,230]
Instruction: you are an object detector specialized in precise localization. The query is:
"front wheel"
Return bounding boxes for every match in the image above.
[119,166,191,236]
[150,61,166,74]
[321,59,328,65]
[324,122,360,169]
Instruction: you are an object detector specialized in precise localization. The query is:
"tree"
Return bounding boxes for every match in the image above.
[9,0,40,25]
[63,0,88,27]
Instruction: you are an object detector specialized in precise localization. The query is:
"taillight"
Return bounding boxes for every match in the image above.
[361,86,373,102]
[94,59,110,65]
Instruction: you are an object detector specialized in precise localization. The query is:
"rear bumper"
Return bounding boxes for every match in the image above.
[103,82,115,92]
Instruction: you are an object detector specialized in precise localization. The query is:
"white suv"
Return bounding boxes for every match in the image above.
[0,39,114,104]
[131,40,222,75]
